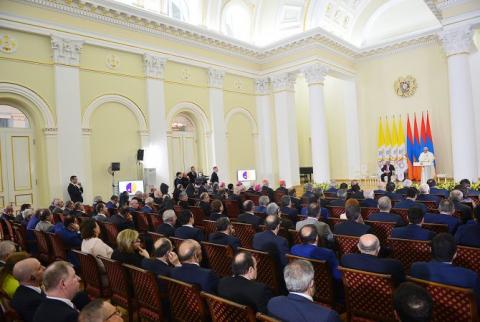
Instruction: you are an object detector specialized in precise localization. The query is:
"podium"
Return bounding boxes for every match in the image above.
[414,161,434,184]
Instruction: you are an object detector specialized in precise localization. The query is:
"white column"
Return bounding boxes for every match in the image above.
[144,54,170,186]
[302,64,330,183]
[82,128,93,203]
[439,26,479,181]
[208,68,229,183]
[255,78,274,184]
[343,79,361,179]
[271,72,300,187]
[43,128,61,200]
[469,45,480,180]
[51,36,85,201]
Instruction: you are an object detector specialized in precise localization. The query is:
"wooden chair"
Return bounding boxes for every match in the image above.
[0,288,22,322]
[388,238,431,272]
[191,207,206,227]
[454,245,480,276]
[224,200,240,219]
[256,313,281,322]
[340,267,397,321]
[201,242,234,277]
[231,222,256,248]
[328,206,345,218]
[33,230,51,264]
[147,213,163,231]
[238,247,280,294]
[13,224,28,252]
[134,212,150,233]
[98,256,136,322]
[365,221,395,245]
[408,277,479,322]
[170,236,185,250]
[288,229,302,246]
[417,201,438,212]
[147,231,164,244]
[421,223,448,234]
[99,222,119,248]
[72,250,111,298]
[160,276,209,322]
[361,207,379,220]
[202,292,256,322]
[46,232,67,261]
[1,220,15,242]
[203,220,217,238]
[286,254,336,307]
[325,217,344,231]
[334,235,360,257]
[391,208,409,223]
[245,193,260,206]
[124,264,165,322]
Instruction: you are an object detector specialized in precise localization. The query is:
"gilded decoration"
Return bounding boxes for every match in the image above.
[394,76,417,97]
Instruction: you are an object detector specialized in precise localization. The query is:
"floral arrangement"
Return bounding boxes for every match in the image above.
[311,180,479,192]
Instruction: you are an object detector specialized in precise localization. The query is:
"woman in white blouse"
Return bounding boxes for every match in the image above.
[80,218,113,259]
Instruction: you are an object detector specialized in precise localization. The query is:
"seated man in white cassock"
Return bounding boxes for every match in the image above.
[419,147,435,184]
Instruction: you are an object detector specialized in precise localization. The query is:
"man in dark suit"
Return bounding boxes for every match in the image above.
[380,161,395,183]
[391,207,434,241]
[110,208,135,231]
[142,238,180,277]
[394,187,428,214]
[67,175,83,203]
[341,234,405,286]
[450,189,473,224]
[333,204,372,237]
[361,190,378,208]
[395,179,412,195]
[427,179,449,198]
[291,225,341,282]
[187,166,197,183]
[302,183,317,204]
[156,209,176,237]
[368,196,405,226]
[276,180,289,195]
[218,252,273,313]
[33,261,81,322]
[11,258,45,322]
[253,215,290,268]
[261,179,275,203]
[171,239,219,293]
[210,166,219,184]
[174,209,204,242]
[394,282,433,322]
[267,260,341,322]
[424,199,460,233]
[410,233,480,309]
[208,217,241,251]
[455,207,480,247]
[209,199,226,221]
[417,183,441,204]
[280,195,299,222]
[238,200,263,228]
[78,299,122,322]
[198,192,211,217]
[385,182,402,202]
[460,178,480,196]
[348,182,364,200]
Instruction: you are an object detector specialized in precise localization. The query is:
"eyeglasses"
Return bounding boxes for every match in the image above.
[104,309,122,321]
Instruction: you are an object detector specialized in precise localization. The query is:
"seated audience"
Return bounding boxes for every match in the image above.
[460,179,480,196]
[276,180,289,195]
[174,210,204,242]
[261,179,275,202]
[279,195,299,222]
[110,207,135,231]
[54,215,82,249]
[454,206,480,247]
[33,261,80,322]
[427,179,449,198]
[141,197,155,213]
[296,203,333,244]
[238,200,263,227]
[334,204,372,237]
[267,202,294,230]
[157,209,176,237]
[34,209,55,233]
[424,199,460,233]
[93,203,109,222]
[391,207,434,241]
[410,233,480,309]
[395,179,412,195]
[252,215,289,268]
[0,240,16,263]
[63,201,74,216]
[11,258,45,322]
[329,189,347,207]
[374,182,387,195]
[291,225,340,281]
[0,252,29,298]
[171,239,218,293]
[218,252,273,313]
[105,195,119,210]
[369,196,405,226]
[208,217,241,251]
[27,209,41,230]
[395,188,428,214]
[51,200,63,216]
[71,202,86,217]
[254,195,270,214]
[1,205,14,221]
[127,198,142,213]
[111,229,149,267]
[361,190,378,208]
[339,198,360,220]
[394,282,433,322]
[199,192,211,217]
[450,189,472,224]
[267,260,341,322]
[325,181,338,193]
[302,183,316,204]
[209,199,226,221]
[348,182,364,200]
[79,299,123,322]
[141,238,180,277]
[80,219,113,259]
[385,182,402,201]
[341,234,405,285]
[417,183,441,204]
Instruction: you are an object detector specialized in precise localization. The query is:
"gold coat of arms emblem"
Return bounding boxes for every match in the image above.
[394,76,417,97]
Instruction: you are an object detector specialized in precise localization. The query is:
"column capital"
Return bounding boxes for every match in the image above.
[302,63,329,85]
[82,128,92,136]
[51,35,84,66]
[439,26,473,57]
[208,68,225,89]
[271,72,297,92]
[138,129,150,137]
[43,127,58,137]
[255,78,271,95]
[144,54,167,79]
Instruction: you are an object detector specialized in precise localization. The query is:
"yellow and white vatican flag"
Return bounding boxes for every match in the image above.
[391,116,399,161]
[396,116,408,181]
[384,117,392,161]
[377,117,385,161]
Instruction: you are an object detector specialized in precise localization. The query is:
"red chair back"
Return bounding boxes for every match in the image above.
[417,201,438,212]
[46,232,67,261]
[365,221,395,245]
[361,207,378,220]
[328,206,345,218]
[124,264,165,322]
[147,231,164,244]
[33,230,51,264]
[256,313,281,322]
[421,223,448,234]
[224,200,240,218]
[454,245,480,276]
[202,292,256,322]
[160,276,209,322]
[134,212,149,232]
[388,238,431,272]
[13,224,28,251]
[408,277,479,322]
[2,220,15,242]
[288,229,302,246]
[391,208,409,223]
[340,267,396,321]
[245,193,260,206]
[100,222,119,247]
[148,213,163,231]
[231,222,256,248]
[72,250,111,298]
[238,247,280,294]
[334,235,360,257]
[191,207,206,226]
[201,242,234,277]
[203,220,217,238]
[170,237,185,250]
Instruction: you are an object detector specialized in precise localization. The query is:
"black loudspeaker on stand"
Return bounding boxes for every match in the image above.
[137,149,144,161]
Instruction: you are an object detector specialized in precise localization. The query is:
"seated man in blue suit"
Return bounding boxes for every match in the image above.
[368,196,405,226]
[333,204,372,237]
[252,215,290,268]
[427,179,449,198]
[385,182,402,202]
[455,207,480,247]
[328,189,348,207]
[410,233,480,310]
[424,199,460,234]
[416,183,441,204]
[156,210,176,237]
[208,217,241,251]
[142,238,181,277]
[174,209,204,242]
[395,180,412,195]
[280,195,299,223]
[394,187,428,214]
[238,200,264,228]
[361,190,378,208]
[268,260,341,322]
[291,225,341,282]
[171,239,219,293]
[460,178,480,196]
[342,234,405,285]
[391,207,435,241]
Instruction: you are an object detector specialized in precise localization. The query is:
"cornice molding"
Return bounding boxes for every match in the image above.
[144,53,166,79]
[271,73,297,92]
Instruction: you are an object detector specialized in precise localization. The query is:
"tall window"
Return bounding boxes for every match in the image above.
[221,0,252,42]
[0,106,29,128]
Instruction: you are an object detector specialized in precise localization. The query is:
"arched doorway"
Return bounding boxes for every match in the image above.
[0,105,36,207]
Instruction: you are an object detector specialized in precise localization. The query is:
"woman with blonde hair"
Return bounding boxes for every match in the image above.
[111,229,149,267]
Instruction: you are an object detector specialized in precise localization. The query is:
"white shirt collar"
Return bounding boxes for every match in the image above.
[24,285,42,294]
[290,292,313,302]
[46,296,75,309]
[183,224,194,228]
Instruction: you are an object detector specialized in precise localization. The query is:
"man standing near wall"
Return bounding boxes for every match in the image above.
[67,176,83,203]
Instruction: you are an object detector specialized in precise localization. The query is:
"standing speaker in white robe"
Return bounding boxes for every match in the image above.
[419,147,435,184]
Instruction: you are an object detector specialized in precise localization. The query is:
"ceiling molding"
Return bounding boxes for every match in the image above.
[424,0,443,21]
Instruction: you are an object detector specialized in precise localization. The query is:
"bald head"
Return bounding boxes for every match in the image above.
[13,258,44,286]
[177,239,201,263]
[265,214,280,231]
[358,234,380,256]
